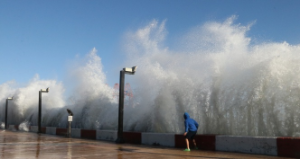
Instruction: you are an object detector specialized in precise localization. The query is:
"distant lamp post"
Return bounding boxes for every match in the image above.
[67,109,74,138]
[38,88,49,133]
[5,97,13,129]
[116,66,137,143]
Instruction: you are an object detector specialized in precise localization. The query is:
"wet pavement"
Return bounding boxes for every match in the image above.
[0,130,292,159]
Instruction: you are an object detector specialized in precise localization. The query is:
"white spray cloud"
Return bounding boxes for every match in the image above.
[60,48,117,129]
[0,81,16,100]
[2,16,300,137]
[122,16,300,136]
[0,74,65,127]
[0,48,116,129]
[68,48,114,102]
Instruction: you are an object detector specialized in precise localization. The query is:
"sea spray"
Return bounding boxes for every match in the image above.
[1,16,300,137]
[123,16,300,136]
[18,121,30,131]
[0,75,65,127]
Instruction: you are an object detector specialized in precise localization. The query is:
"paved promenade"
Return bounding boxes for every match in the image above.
[0,130,292,159]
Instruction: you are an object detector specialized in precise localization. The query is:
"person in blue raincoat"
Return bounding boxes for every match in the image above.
[183,112,199,151]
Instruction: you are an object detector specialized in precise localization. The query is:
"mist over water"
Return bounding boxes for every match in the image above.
[2,16,300,136]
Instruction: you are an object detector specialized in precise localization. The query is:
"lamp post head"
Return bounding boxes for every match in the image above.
[40,87,50,93]
[67,109,74,116]
[7,97,13,100]
[132,66,137,72]
[123,66,137,75]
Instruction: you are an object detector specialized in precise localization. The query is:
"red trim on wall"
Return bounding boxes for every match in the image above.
[123,132,141,144]
[195,135,216,151]
[277,137,300,158]
[41,127,46,134]
[56,128,68,136]
[175,134,187,148]
[81,129,96,139]
[41,127,46,133]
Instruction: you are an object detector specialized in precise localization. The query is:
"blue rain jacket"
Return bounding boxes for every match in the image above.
[184,112,199,132]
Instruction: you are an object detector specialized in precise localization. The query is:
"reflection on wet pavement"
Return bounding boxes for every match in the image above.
[0,130,292,159]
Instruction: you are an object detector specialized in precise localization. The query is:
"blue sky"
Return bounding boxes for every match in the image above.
[1,0,300,87]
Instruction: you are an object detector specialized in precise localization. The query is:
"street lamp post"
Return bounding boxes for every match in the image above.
[38,88,49,133]
[67,109,74,138]
[5,97,13,129]
[116,66,137,143]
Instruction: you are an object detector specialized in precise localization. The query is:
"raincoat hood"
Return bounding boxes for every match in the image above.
[184,112,190,119]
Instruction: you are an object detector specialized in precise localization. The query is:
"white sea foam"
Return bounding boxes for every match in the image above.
[123,16,300,136]
[1,16,300,136]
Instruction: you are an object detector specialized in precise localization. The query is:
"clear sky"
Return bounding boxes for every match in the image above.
[1,0,300,87]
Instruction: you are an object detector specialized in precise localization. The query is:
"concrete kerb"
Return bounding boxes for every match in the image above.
[216,135,277,156]
[8,125,17,131]
[30,126,38,133]
[71,128,81,138]
[29,126,80,137]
